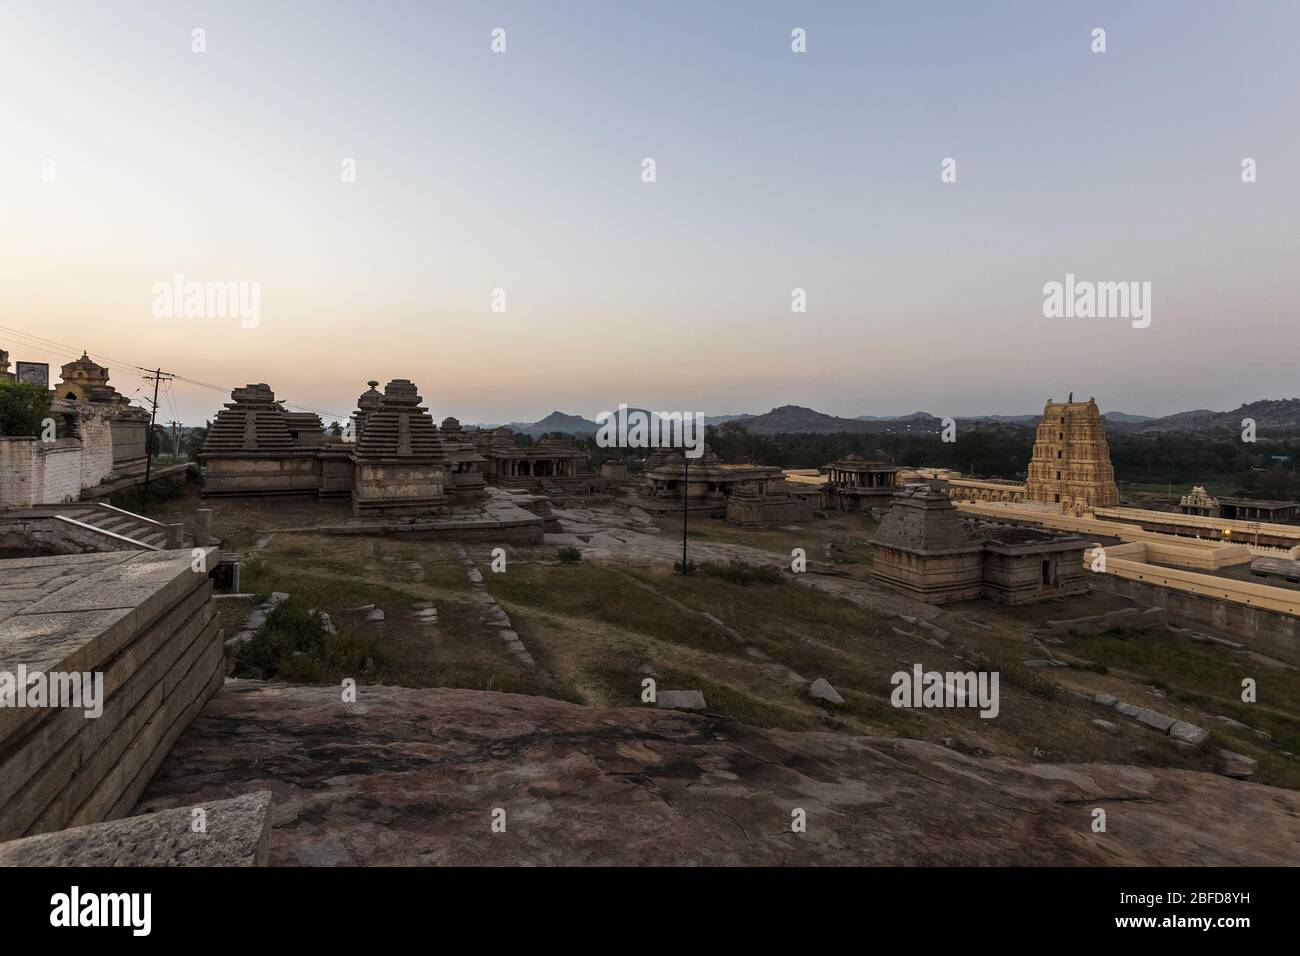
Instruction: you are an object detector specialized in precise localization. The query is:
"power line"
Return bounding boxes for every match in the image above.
[0,322,353,420]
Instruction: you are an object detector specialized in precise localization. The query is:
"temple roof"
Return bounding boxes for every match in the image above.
[874,482,980,554]
[353,379,445,460]
[202,383,303,453]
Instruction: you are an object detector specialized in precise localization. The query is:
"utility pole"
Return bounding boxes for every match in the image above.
[140,368,175,511]
[681,450,689,574]
[168,420,183,459]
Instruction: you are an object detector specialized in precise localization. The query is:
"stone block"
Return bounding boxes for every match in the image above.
[0,790,273,866]
[1168,721,1210,748]
[1134,709,1177,733]
[656,690,706,711]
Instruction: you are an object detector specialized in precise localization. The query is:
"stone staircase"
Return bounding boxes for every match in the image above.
[13,503,196,551]
[539,479,567,497]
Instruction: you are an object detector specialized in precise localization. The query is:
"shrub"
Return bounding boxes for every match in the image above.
[557,545,583,563]
[233,602,379,682]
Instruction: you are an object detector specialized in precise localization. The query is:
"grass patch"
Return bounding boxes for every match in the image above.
[487,563,740,655]
[1066,628,1300,788]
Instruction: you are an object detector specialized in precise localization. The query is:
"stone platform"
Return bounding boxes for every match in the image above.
[318,489,548,543]
[0,549,223,842]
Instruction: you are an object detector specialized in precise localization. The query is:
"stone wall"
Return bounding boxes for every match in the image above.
[203,452,323,496]
[77,408,115,490]
[980,547,1088,604]
[1092,573,1299,666]
[871,543,985,603]
[0,438,83,507]
[726,493,813,527]
[110,416,148,475]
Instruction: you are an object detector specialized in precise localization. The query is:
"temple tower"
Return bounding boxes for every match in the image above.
[1024,396,1119,513]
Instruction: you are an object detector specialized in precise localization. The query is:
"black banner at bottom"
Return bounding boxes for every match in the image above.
[0,866,1283,941]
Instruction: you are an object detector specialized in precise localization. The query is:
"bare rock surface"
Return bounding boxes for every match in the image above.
[136,681,1300,866]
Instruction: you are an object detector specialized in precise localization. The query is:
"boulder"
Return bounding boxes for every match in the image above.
[807,678,844,706]
[1168,721,1210,748]
[656,690,706,711]
[1215,749,1258,779]
[1134,709,1177,733]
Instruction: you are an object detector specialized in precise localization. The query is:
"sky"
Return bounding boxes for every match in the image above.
[0,0,1296,426]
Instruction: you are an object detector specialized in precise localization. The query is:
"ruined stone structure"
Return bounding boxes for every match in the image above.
[825,456,901,512]
[1025,397,1119,514]
[600,460,629,483]
[201,384,329,497]
[0,350,14,382]
[438,417,488,499]
[351,379,449,516]
[724,481,814,527]
[641,446,784,517]
[872,482,1087,604]
[471,428,598,494]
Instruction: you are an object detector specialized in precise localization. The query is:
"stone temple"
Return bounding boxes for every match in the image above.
[871,481,1088,604]
[1024,396,1119,514]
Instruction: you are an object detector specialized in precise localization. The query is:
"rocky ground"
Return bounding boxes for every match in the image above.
[138,681,1300,866]
[131,486,1300,864]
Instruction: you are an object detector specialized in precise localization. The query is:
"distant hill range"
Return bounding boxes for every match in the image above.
[1115,399,1300,434]
[485,399,1300,438]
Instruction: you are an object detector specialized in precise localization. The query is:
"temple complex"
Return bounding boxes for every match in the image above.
[641,445,785,517]
[825,456,901,513]
[1024,396,1119,513]
[200,378,496,515]
[471,429,598,494]
[872,481,1088,604]
[438,417,489,499]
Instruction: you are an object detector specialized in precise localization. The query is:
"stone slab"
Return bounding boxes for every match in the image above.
[0,790,272,867]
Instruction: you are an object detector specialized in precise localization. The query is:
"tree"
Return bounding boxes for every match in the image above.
[0,381,52,437]
[181,423,209,462]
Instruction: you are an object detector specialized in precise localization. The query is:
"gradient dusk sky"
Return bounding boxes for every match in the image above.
[1,1,1295,426]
